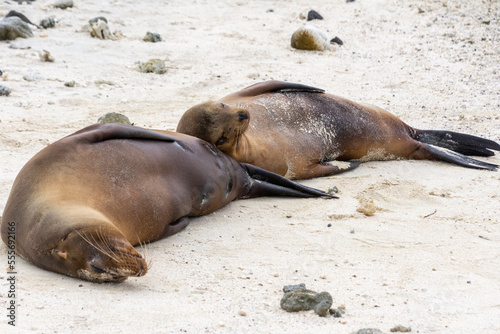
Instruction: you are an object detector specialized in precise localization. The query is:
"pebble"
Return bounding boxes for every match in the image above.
[390,325,411,332]
[352,329,383,334]
[97,112,131,125]
[291,25,331,51]
[0,16,34,40]
[40,17,56,29]
[280,283,333,317]
[143,31,162,43]
[331,37,344,46]
[307,10,323,21]
[23,70,44,82]
[54,0,74,9]
[64,81,75,87]
[89,17,116,40]
[139,59,167,74]
[0,85,11,96]
[328,186,338,194]
[39,50,55,62]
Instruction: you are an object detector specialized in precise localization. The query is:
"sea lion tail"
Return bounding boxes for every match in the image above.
[240,163,336,199]
[421,144,498,171]
[415,130,500,157]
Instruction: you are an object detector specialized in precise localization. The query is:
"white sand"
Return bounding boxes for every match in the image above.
[1,0,499,333]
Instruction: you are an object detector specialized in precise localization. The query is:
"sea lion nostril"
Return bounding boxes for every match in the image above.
[91,264,106,274]
[238,112,248,121]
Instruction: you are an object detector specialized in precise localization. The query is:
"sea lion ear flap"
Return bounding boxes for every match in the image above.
[55,250,68,260]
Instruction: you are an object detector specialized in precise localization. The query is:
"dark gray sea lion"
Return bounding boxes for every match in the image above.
[177,80,499,179]
[0,124,331,282]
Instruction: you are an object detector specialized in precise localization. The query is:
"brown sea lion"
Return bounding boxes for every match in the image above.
[0,123,332,283]
[177,80,500,179]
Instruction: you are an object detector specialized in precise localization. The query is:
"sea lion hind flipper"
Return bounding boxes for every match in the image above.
[234,80,325,98]
[240,163,336,198]
[70,123,178,144]
[424,144,498,171]
[416,130,500,157]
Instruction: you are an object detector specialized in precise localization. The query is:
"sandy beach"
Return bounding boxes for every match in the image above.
[1,0,499,333]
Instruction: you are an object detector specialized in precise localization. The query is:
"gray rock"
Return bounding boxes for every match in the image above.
[0,17,33,40]
[280,285,333,317]
[97,112,131,125]
[55,0,74,9]
[144,31,162,43]
[40,17,56,29]
[138,59,167,74]
[0,86,11,96]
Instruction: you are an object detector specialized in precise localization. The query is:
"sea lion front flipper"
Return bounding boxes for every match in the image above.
[162,217,190,238]
[298,161,361,179]
[231,80,325,98]
[240,163,336,199]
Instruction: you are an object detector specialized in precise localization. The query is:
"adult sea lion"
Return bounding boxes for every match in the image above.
[0,123,332,283]
[177,80,500,179]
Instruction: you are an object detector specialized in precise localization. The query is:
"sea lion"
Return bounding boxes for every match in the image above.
[177,80,500,179]
[0,123,332,283]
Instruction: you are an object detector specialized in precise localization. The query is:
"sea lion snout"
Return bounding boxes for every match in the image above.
[83,235,148,282]
[54,227,147,282]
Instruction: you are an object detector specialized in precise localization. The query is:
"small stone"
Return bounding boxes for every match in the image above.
[89,17,117,40]
[283,283,306,293]
[64,81,75,87]
[329,308,343,317]
[328,186,338,194]
[350,228,355,234]
[54,0,74,9]
[280,284,333,317]
[89,17,108,24]
[390,325,412,332]
[307,10,323,21]
[291,25,331,51]
[138,59,167,74]
[143,31,162,43]
[0,16,33,40]
[330,36,344,46]
[39,50,55,62]
[40,17,56,29]
[0,86,11,96]
[97,112,131,125]
[352,329,384,334]
[357,199,376,216]
[23,70,44,82]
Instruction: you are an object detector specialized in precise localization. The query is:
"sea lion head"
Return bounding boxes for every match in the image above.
[49,226,147,283]
[177,101,249,153]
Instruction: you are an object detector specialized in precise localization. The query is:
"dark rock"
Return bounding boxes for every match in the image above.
[143,31,162,43]
[307,10,323,21]
[330,36,343,45]
[0,86,11,97]
[40,17,56,29]
[280,284,333,317]
[0,16,34,40]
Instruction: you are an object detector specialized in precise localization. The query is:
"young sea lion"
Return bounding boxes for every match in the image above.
[177,81,500,179]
